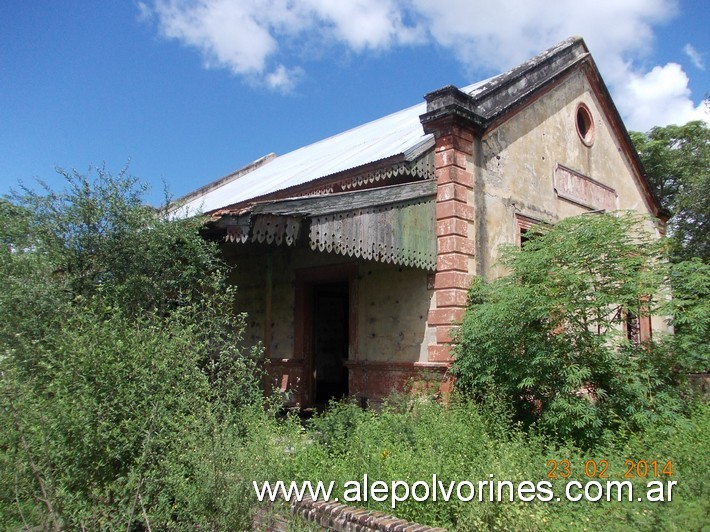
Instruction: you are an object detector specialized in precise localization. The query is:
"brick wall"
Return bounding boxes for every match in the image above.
[427,122,475,365]
[258,497,448,532]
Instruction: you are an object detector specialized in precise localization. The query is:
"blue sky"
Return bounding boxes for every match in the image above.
[1,1,708,205]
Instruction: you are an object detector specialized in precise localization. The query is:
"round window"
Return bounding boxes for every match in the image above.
[576,103,594,146]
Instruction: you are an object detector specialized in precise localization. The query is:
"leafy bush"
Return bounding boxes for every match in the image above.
[3,168,705,529]
[4,166,227,316]
[452,213,692,446]
[0,167,265,529]
[630,120,709,262]
[666,258,710,374]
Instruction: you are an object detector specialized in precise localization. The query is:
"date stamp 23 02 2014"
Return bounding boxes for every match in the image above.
[547,459,674,480]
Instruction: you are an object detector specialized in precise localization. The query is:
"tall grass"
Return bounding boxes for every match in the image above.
[273,396,709,530]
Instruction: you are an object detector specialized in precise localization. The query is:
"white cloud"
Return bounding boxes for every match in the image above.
[614,63,709,131]
[141,0,708,129]
[149,0,278,74]
[683,43,705,70]
[407,0,703,131]
[143,0,422,90]
[410,0,673,77]
[136,2,153,23]
[303,0,424,50]
[265,64,303,93]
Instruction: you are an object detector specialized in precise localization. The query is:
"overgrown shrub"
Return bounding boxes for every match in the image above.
[0,167,265,529]
[666,258,710,374]
[452,213,695,446]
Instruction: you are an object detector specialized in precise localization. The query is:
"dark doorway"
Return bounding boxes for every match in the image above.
[312,282,349,405]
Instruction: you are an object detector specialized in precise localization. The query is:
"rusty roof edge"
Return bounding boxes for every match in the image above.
[208,153,407,214]
[250,179,436,217]
[204,147,435,215]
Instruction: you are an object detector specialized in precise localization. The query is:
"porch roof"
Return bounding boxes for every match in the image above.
[214,180,437,270]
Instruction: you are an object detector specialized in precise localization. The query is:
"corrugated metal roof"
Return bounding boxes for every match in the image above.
[179,79,491,216]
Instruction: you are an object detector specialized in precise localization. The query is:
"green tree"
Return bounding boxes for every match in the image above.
[630,120,710,261]
[10,166,227,315]
[631,121,710,374]
[667,258,710,373]
[0,167,263,529]
[453,213,689,446]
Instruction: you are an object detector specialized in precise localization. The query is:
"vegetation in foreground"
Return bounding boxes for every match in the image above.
[1,147,708,530]
[280,397,709,531]
[453,212,708,447]
[0,167,264,529]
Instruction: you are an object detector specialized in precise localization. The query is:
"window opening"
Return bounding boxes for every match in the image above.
[575,103,595,147]
[515,213,545,248]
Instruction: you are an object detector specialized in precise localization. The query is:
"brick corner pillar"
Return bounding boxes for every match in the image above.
[420,86,484,365]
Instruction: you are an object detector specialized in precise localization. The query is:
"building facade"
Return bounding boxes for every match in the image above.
[179,37,668,408]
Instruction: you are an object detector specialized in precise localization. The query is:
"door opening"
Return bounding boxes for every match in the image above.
[312,282,349,406]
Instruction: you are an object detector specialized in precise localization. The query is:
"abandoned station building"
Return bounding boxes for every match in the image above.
[179,37,668,408]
